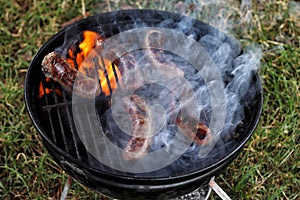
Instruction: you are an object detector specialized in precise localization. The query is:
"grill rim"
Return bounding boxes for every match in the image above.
[24,9,263,183]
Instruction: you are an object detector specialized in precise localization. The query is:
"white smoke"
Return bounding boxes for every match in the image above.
[69,2,262,176]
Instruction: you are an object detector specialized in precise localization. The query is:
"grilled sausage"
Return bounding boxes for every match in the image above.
[144,29,184,78]
[122,94,153,160]
[145,30,212,145]
[176,115,212,145]
[41,52,100,98]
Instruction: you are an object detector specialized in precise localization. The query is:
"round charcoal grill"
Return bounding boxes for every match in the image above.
[25,10,263,200]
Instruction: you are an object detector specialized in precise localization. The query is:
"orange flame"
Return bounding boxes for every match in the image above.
[79,31,101,59]
[98,64,121,95]
[68,30,121,96]
[39,30,120,98]
[39,83,51,98]
[38,78,62,98]
[67,30,102,69]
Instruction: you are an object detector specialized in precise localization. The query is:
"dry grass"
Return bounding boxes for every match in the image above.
[0,0,299,199]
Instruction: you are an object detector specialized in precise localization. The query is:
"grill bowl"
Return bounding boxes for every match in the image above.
[25,9,263,199]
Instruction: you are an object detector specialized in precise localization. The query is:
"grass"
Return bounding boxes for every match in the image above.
[0,0,299,199]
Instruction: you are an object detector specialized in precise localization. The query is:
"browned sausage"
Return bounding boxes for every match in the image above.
[122,94,153,160]
[41,52,100,98]
[176,115,212,145]
[145,30,212,145]
[144,29,184,78]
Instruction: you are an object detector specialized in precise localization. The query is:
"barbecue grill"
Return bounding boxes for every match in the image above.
[25,9,263,199]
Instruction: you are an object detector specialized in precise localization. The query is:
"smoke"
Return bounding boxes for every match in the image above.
[227,45,261,100]
[172,0,253,35]
[93,23,260,175]
[66,2,262,176]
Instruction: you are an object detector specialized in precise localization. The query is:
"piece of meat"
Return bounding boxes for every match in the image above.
[144,29,213,145]
[41,52,100,98]
[122,94,153,161]
[176,115,212,145]
[144,29,184,78]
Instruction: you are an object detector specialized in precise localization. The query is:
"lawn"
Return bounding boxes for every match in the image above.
[0,0,299,199]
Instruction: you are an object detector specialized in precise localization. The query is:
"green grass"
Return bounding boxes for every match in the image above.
[0,0,299,199]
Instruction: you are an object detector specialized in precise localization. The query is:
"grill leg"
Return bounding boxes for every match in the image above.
[209,177,232,200]
[60,176,73,200]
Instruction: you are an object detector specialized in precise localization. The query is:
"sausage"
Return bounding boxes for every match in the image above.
[96,39,141,91]
[122,94,153,160]
[41,52,100,98]
[145,30,212,145]
[144,30,184,78]
[120,30,212,159]
[176,115,212,145]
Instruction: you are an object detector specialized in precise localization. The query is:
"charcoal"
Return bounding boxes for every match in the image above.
[199,34,222,56]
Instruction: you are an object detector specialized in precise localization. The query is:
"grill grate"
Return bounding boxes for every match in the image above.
[37,45,261,178]
[39,50,123,174]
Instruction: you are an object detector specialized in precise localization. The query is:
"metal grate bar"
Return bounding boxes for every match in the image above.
[41,96,110,110]
[112,62,121,89]
[84,103,103,159]
[72,45,81,70]
[62,90,81,160]
[72,104,92,164]
[92,56,104,94]
[50,82,69,154]
[40,76,57,143]
[99,55,113,95]
[73,56,79,70]
[83,103,119,173]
